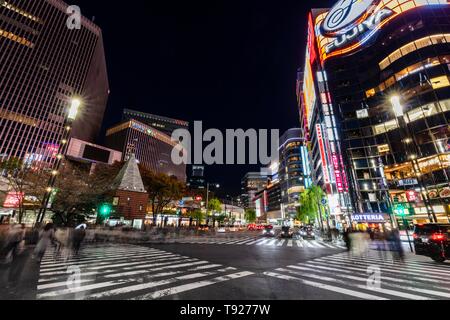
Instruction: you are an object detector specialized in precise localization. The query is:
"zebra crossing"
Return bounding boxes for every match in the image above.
[171,236,346,250]
[36,244,253,300]
[264,251,450,300]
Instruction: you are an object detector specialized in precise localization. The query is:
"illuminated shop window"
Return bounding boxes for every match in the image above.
[430,76,450,90]
[379,34,450,70]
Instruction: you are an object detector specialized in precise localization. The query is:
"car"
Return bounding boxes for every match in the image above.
[217,227,226,233]
[298,226,315,240]
[261,226,275,237]
[279,226,294,239]
[198,225,209,231]
[413,223,449,262]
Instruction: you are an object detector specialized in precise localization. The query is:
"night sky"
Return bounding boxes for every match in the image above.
[71,0,333,197]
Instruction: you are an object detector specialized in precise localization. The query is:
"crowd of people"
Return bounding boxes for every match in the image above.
[0,223,87,266]
[342,227,405,260]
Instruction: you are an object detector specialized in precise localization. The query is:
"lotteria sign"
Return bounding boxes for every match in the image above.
[352,213,388,223]
[315,0,450,62]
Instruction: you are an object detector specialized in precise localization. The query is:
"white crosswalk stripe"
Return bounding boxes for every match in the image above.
[264,251,450,300]
[37,244,253,300]
[161,236,344,250]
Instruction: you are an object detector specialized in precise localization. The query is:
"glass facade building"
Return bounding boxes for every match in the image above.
[0,0,109,168]
[105,119,187,182]
[302,0,450,229]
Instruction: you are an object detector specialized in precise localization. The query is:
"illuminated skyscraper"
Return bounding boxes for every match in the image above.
[300,0,450,229]
[0,0,109,167]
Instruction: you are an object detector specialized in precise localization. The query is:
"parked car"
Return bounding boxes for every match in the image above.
[413,223,449,262]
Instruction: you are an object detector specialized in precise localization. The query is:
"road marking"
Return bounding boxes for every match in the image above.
[310,241,326,248]
[296,240,304,248]
[256,239,271,246]
[132,271,254,300]
[263,272,387,300]
[277,268,434,300]
[277,240,286,247]
[287,240,293,247]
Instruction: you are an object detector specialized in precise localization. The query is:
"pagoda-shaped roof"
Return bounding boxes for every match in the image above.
[111,154,146,193]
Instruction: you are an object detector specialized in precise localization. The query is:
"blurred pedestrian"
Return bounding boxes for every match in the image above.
[2,224,25,264]
[367,227,375,241]
[343,227,351,251]
[72,225,86,255]
[391,229,405,262]
[33,223,55,262]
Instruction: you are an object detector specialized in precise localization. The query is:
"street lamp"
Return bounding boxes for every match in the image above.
[36,97,82,224]
[206,182,219,227]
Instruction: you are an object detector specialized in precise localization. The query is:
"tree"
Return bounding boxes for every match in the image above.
[140,168,186,225]
[244,209,257,224]
[207,198,222,214]
[296,185,326,228]
[51,161,123,227]
[190,209,204,225]
[0,158,49,223]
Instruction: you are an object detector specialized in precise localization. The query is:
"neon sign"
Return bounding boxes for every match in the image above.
[315,0,450,62]
[316,124,330,184]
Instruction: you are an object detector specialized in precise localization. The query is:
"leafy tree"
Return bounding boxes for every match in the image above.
[51,161,123,227]
[244,209,257,223]
[190,209,204,225]
[140,168,186,225]
[0,158,49,223]
[296,185,326,227]
[207,198,222,214]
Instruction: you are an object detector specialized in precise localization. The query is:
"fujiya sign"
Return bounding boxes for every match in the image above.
[322,0,394,55]
[352,214,386,222]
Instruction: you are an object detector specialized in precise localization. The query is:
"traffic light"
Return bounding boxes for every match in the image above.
[395,204,406,216]
[99,203,112,217]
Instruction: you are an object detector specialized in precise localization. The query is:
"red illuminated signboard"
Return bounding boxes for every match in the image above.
[332,153,344,192]
[3,192,24,208]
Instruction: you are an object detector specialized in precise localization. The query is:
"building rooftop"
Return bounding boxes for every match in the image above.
[111,154,146,193]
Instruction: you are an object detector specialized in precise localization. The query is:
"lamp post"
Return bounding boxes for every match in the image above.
[36,98,81,224]
[206,182,219,227]
[390,95,437,225]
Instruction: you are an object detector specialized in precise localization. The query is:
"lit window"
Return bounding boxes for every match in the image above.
[365,88,376,98]
[430,76,450,90]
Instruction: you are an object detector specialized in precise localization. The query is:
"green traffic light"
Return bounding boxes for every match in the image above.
[99,204,111,216]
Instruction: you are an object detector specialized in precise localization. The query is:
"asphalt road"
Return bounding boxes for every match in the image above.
[2,237,450,300]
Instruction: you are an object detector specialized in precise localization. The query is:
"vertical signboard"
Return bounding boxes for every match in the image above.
[316,124,330,184]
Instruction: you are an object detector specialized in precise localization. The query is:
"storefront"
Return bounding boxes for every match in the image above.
[351,213,392,233]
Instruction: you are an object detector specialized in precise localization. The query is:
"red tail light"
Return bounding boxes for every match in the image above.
[431,233,447,241]
[413,233,419,239]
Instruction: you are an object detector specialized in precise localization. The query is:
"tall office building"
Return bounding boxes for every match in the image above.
[0,0,109,167]
[122,109,189,137]
[278,128,312,218]
[241,172,269,209]
[188,165,206,190]
[105,119,187,182]
[300,0,450,229]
